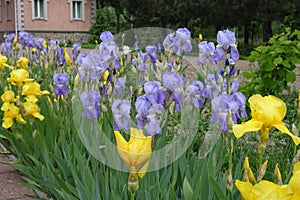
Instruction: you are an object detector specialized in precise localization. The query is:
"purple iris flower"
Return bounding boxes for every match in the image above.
[212,29,239,63]
[50,40,60,51]
[112,99,131,130]
[137,50,147,72]
[113,77,126,96]
[162,72,184,111]
[114,58,120,69]
[144,81,166,105]
[1,42,12,56]
[25,35,35,48]
[99,31,119,68]
[6,33,15,43]
[210,94,237,131]
[173,88,183,111]
[163,27,192,56]
[77,52,106,81]
[146,45,158,63]
[232,92,247,118]
[162,72,183,90]
[100,31,114,42]
[18,31,29,45]
[55,47,66,67]
[72,42,80,62]
[230,79,239,93]
[186,81,208,108]
[145,104,164,135]
[198,41,216,65]
[80,91,101,120]
[53,73,70,96]
[35,37,46,51]
[135,96,151,116]
[205,73,223,98]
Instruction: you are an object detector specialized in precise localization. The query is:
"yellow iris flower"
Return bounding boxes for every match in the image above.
[1,90,16,112]
[2,103,26,129]
[16,57,29,69]
[7,69,32,86]
[233,94,300,145]
[114,127,152,178]
[102,70,109,85]
[0,54,9,71]
[1,90,16,103]
[64,48,72,67]
[235,161,300,200]
[21,81,49,103]
[23,101,44,121]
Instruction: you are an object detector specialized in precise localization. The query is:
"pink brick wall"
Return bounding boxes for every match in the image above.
[23,0,93,32]
[0,0,16,32]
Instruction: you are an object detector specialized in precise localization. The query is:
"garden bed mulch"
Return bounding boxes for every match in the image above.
[0,144,38,200]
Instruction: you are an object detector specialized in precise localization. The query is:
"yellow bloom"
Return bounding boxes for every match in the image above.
[7,69,32,86]
[233,94,300,145]
[23,101,44,121]
[235,180,293,200]
[64,48,72,67]
[43,40,47,49]
[21,81,49,103]
[13,36,17,45]
[199,33,203,42]
[114,128,152,178]
[236,161,300,200]
[0,54,9,71]
[1,90,16,112]
[2,103,26,129]
[1,90,16,103]
[102,70,109,85]
[16,57,29,69]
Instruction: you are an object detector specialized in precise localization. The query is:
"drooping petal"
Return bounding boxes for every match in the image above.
[273,123,300,145]
[233,120,263,138]
[32,112,44,121]
[2,117,13,129]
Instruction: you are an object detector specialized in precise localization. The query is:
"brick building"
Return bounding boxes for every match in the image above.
[0,0,97,42]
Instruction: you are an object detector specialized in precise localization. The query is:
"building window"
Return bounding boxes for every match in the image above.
[72,1,81,19]
[34,0,44,18]
[68,0,86,21]
[30,0,48,20]
[6,0,11,21]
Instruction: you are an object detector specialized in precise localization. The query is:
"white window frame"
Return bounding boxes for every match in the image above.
[68,0,86,21]
[6,0,11,21]
[29,0,49,20]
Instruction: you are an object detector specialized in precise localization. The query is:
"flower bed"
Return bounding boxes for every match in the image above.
[0,27,299,199]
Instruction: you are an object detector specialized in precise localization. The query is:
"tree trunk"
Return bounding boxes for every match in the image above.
[263,21,272,43]
[244,24,250,45]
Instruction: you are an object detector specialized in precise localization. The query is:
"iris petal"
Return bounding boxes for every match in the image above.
[233,120,263,138]
[273,123,300,145]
